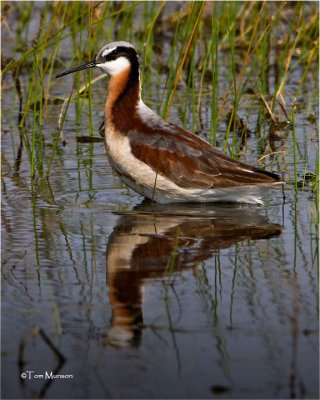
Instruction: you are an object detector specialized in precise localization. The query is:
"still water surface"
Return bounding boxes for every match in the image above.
[2,108,318,399]
[1,5,319,399]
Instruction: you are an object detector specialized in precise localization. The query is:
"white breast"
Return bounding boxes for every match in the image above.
[104,126,180,200]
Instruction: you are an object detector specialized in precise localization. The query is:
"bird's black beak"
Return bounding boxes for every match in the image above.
[56,60,97,78]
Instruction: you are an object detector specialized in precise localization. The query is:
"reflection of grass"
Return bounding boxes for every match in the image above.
[165,227,180,277]
[2,1,318,191]
[193,257,222,325]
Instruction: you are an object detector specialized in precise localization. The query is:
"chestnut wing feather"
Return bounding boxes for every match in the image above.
[128,125,280,189]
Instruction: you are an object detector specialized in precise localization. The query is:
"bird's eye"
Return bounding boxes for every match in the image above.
[102,47,120,61]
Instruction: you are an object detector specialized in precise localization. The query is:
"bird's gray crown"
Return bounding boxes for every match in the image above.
[96,41,136,60]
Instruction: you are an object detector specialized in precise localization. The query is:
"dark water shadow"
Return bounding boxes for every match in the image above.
[105,201,282,347]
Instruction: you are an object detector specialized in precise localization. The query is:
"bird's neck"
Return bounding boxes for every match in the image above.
[105,67,141,133]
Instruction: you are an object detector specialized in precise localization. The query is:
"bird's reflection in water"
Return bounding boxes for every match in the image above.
[106,201,282,347]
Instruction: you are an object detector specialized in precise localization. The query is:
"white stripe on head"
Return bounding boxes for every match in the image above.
[96,57,131,76]
[101,47,117,58]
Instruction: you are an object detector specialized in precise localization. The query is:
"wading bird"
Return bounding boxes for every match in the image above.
[57,41,282,204]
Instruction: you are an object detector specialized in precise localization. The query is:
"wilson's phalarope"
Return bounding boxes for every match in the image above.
[57,41,282,204]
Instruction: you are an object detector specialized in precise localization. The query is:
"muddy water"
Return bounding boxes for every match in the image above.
[1,5,319,400]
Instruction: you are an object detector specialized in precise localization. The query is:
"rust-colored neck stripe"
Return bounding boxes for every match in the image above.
[105,67,140,132]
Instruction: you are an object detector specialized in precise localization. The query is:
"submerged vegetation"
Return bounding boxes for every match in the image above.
[2,2,318,171]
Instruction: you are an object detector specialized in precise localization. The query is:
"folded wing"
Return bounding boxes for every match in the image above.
[128,124,281,189]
